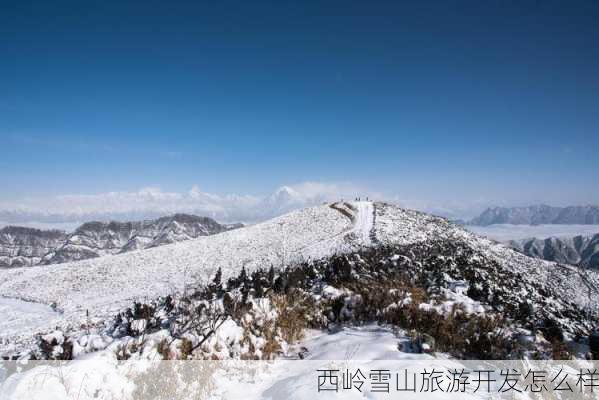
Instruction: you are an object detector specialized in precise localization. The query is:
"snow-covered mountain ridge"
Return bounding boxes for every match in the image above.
[508,233,599,269]
[1,201,597,354]
[470,205,599,225]
[0,227,66,268]
[0,214,240,268]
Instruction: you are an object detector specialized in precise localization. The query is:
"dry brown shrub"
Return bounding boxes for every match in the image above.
[270,289,314,343]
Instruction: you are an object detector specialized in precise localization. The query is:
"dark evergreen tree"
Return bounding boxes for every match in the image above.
[226,276,238,290]
[273,275,286,294]
[252,269,265,297]
[267,265,275,287]
[239,265,248,286]
[210,267,223,297]
[239,265,250,304]
[163,295,174,313]
[213,267,222,287]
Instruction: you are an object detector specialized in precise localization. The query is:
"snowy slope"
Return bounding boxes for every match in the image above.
[1,201,598,353]
[299,325,432,360]
[0,203,367,348]
[374,203,599,309]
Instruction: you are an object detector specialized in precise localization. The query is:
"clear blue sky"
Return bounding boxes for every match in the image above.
[1,0,598,206]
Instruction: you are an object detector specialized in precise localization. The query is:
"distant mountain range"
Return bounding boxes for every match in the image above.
[469,205,599,226]
[508,233,599,269]
[0,214,241,268]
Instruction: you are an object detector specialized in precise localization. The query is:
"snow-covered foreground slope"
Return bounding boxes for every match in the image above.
[3,328,597,400]
[299,325,434,360]
[0,298,61,338]
[0,325,448,400]
[1,201,598,353]
[0,203,370,347]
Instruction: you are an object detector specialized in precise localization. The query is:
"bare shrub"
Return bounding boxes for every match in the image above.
[169,300,229,356]
[270,289,315,343]
[179,338,193,359]
[260,320,282,360]
[156,338,171,360]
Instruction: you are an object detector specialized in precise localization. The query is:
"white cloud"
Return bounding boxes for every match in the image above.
[0,182,384,225]
[0,181,520,229]
[466,224,599,242]
[397,198,495,221]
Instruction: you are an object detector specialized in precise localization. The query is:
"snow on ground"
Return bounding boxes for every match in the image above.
[7,325,566,400]
[2,201,599,354]
[0,203,373,350]
[0,325,457,400]
[374,203,599,312]
[466,223,599,242]
[353,202,374,245]
[298,325,433,361]
[0,298,62,346]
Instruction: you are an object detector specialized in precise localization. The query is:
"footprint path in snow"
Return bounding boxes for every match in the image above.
[329,201,377,246]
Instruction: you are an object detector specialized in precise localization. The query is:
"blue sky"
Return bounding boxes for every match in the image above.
[1,0,598,212]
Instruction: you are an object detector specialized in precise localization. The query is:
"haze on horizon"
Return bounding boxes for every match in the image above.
[1,1,598,221]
